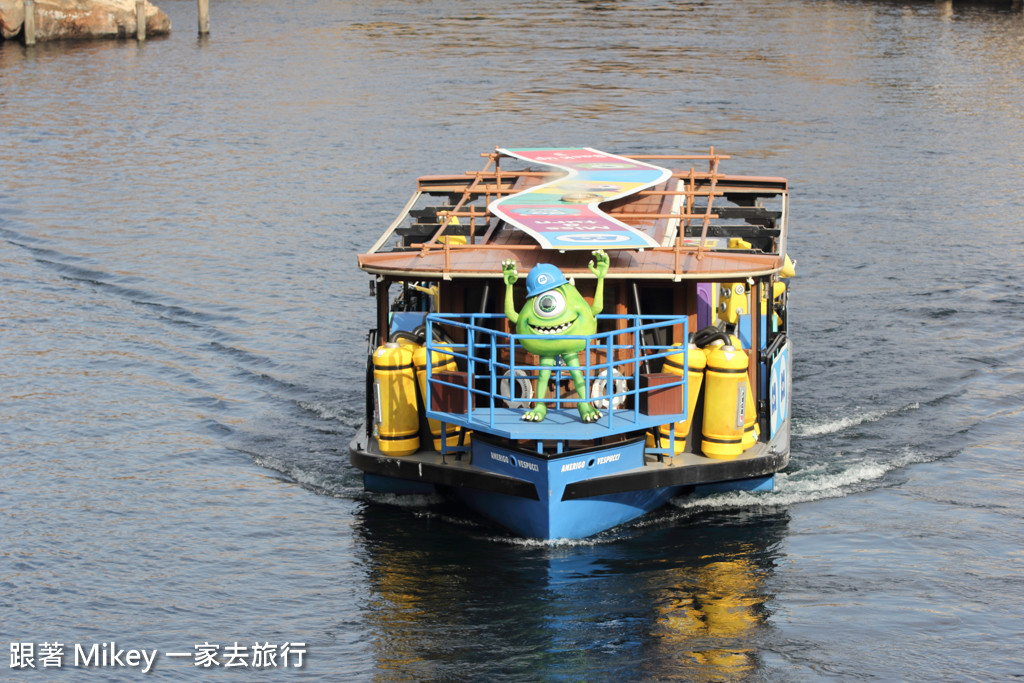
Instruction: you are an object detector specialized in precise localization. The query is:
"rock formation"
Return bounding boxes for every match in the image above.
[0,0,24,38]
[0,0,170,41]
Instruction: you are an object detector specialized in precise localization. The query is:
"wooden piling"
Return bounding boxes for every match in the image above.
[198,0,209,35]
[24,0,35,45]
[136,0,146,41]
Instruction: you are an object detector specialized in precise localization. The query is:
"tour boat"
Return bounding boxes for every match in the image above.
[349,147,794,539]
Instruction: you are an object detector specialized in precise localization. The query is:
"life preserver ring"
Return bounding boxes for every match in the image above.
[499,369,533,409]
[590,367,628,410]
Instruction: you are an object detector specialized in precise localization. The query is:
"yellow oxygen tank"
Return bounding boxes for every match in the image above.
[413,345,462,451]
[727,334,759,451]
[741,375,758,450]
[392,335,421,351]
[648,343,706,454]
[701,341,748,460]
[373,342,420,456]
[719,282,748,326]
[770,280,787,331]
[780,254,796,278]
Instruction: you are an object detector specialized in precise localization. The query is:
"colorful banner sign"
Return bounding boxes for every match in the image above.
[488,147,671,251]
[769,343,791,439]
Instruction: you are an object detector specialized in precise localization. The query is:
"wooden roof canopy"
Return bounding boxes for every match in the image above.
[357,148,789,282]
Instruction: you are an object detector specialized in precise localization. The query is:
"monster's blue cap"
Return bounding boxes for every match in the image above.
[525,264,569,298]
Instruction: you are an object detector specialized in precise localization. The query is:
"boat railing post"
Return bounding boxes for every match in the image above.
[426,325,443,461]
[507,333,514,417]
[425,317,433,413]
[552,351,559,412]
[606,332,614,429]
[682,334,689,437]
[633,318,641,423]
[467,325,476,426]
[583,337,591,418]
[609,333,617,428]
[489,332,497,421]
[667,410,676,458]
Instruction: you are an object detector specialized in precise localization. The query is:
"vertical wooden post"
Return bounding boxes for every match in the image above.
[377,278,390,343]
[24,0,36,45]
[197,0,210,35]
[136,0,146,41]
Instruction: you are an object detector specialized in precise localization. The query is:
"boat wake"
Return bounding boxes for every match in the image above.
[669,445,944,512]
[498,534,613,548]
[793,402,919,437]
[251,451,364,499]
[297,400,364,430]
[374,492,445,508]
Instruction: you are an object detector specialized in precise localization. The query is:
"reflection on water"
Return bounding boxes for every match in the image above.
[650,559,764,679]
[357,503,786,681]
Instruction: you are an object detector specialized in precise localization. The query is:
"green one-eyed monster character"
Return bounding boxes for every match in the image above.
[501,250,609,423]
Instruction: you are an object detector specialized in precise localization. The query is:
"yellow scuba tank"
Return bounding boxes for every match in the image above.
[647,343,706,454]
[719,282,748,326]
[780,253,796,278]
[701,341,748,460]
[741,373,758,450]
[769,281,786,331]
[373,342,420,456]
[727,334,759,451]
[413,345,463,451]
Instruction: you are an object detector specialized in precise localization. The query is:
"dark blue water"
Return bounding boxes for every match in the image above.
[3,0,1023,679]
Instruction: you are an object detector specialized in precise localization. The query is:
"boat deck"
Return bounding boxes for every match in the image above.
[350,426,790,502]
[429,406,688,442]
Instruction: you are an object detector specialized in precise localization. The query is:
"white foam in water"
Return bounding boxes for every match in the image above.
[669,446,935,512]
[416,510,490,530]
[500,534,613,548]
[298,400,355,424]
[252,453,365,498]
[795,402,919,437]
[375,492,445,507]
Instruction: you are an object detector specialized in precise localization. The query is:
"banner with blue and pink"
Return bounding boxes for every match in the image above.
[489,148,671,251]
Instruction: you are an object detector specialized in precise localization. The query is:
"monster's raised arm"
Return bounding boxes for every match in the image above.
[502,259,520,324]
[589,249,609,316]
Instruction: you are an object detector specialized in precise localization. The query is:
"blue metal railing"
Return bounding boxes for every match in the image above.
[424,313,689,442]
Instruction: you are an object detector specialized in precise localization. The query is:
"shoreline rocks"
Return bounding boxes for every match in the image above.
[1,0,170,42]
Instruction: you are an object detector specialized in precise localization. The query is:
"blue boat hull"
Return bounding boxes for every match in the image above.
[354,426,788,540]
[454,485,682,539]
